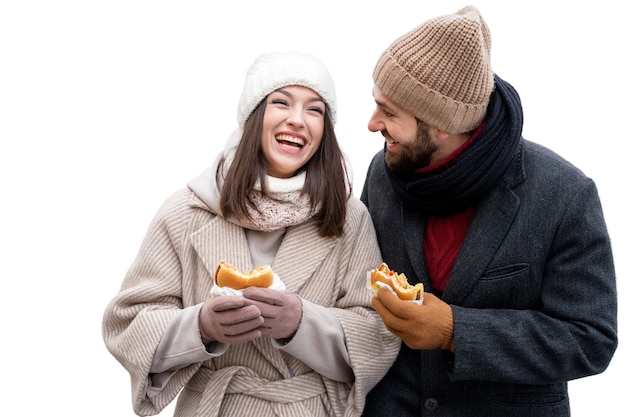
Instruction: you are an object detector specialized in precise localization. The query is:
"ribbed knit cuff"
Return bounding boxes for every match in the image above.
[441,309,455,352]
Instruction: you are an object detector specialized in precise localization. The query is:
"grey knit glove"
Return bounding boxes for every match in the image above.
[198,295,264,345]
[242,287,303,342]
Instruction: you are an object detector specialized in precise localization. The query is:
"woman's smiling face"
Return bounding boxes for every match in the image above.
[261,85,326,178]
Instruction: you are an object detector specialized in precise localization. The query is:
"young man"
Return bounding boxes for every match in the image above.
[361,6,618,416]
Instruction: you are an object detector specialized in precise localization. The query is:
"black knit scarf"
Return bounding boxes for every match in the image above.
[385,74,523,216]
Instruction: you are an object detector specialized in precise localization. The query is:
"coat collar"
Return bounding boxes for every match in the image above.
[188,192,337,294]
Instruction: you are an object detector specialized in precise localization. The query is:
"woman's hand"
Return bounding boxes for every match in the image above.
[198,295,264,345]
[242,287,303,341]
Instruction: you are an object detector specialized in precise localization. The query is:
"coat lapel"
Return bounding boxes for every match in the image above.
[271,220,337,293]
[443,182,520,304]
[189,216,251,284]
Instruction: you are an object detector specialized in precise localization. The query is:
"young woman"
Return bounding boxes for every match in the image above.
[102,51,400,417]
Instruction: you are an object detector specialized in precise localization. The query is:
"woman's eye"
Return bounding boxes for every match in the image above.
[309,107,324,115]
[271,99,288,106]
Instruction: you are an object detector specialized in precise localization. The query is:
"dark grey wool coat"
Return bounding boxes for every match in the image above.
[361,139,618,417]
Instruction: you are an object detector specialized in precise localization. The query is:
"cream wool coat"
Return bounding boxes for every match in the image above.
[102,187,400,417]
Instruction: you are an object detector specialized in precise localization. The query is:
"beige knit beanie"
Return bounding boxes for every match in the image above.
[373,5,494,134]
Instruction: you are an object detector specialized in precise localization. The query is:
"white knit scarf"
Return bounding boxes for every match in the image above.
[234,174,317,232]
[216,138,318,232]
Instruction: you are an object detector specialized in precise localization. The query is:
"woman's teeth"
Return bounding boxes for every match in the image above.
[276,134,304,148]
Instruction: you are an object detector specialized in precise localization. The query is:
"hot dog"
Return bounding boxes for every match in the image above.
[370,262,424,301]
[214,260,274,290]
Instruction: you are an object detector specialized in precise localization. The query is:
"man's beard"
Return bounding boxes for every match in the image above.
[384,123,437,174]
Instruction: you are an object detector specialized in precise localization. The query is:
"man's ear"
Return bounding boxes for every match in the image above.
[434,128,450,141]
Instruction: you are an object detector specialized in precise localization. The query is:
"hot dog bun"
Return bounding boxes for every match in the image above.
[370,262,424,301]
[214,260,274,290]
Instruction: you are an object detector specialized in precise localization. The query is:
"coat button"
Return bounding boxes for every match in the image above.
[424,398,438,411]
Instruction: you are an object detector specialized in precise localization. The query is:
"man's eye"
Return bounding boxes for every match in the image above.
[377,105,393,117]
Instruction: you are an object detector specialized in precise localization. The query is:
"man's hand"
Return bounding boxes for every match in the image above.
[242,287,303,341]
[372,287,454,351]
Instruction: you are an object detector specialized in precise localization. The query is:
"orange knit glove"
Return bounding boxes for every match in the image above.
[372,287,455,351]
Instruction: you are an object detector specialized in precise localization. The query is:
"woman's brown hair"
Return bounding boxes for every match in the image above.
[220,98,350,238]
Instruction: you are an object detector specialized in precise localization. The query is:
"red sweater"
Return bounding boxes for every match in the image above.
[424,205,475,293]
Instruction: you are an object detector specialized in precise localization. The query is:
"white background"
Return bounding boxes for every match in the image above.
[1,1,623,416]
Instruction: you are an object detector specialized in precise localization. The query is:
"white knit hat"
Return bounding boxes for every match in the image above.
[237,51,337,126]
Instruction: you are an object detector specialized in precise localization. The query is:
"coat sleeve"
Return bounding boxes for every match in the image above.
[450,177,618,384]
[101,190,202,415]
[277,300,353,382]
[328,198,402,416]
